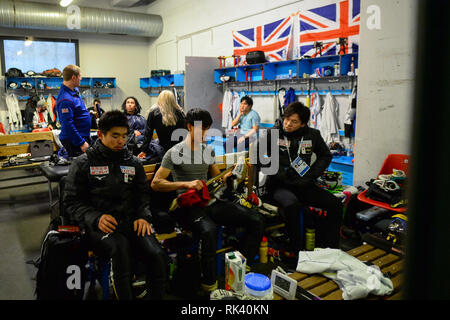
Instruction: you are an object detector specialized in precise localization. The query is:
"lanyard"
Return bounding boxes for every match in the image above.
[284,136,303,165]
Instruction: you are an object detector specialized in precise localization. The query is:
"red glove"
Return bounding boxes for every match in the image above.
[177,181,210,208]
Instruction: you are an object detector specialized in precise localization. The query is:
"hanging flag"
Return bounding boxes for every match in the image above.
[233,16,293,62]
[298,0,360,58]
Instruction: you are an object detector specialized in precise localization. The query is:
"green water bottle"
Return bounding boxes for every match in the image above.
[305,228,315,251]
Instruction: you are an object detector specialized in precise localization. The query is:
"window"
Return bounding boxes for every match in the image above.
[1,37,79,75]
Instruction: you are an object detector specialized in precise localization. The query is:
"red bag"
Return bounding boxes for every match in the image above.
[177,181,210,208]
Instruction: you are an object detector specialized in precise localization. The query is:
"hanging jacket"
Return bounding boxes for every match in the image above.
[344,86,357,138]
[275,89,286,118]
[319,92,340,145]
[5,93,22,130]
[46,94,57,123]
[63,139,153,233]
[221,90,241,130]
[310,92,322,129]
[283,87,297,108]
[221,89,233,129]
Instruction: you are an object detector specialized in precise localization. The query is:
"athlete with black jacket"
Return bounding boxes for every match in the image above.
[63,110,167,300]
[259,102,343,251]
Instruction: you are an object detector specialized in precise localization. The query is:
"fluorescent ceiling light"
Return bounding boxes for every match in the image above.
[60,0,74,7]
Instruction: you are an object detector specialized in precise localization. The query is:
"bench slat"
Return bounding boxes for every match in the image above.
[0,131,54,144]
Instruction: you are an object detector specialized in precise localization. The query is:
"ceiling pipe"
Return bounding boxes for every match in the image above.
[0,0,163,38]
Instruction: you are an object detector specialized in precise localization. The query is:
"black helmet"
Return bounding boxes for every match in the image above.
[93,81,104,88]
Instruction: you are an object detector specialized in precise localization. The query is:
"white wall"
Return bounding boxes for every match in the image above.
[353,0,417,186]
[146,0,308,119]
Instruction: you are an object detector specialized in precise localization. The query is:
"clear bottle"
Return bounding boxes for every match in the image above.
[259,236,268,263]
[305,228,315,251]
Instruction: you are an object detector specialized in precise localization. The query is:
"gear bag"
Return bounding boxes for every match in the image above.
[35,223,88,300]
[246,51,266,64]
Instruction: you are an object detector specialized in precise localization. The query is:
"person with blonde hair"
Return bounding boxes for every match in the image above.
[138,90,186,160]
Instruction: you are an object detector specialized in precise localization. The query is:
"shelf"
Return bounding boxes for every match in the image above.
[214,53,358,84]
[140,73,184,89]
[5,76,116,91]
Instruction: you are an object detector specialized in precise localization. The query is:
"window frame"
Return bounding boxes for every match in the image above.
[0,36,80,75]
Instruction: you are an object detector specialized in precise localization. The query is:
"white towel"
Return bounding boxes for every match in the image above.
[296,248,394,300]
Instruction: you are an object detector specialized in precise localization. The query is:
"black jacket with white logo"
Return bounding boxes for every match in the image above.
[259,118,332,189]
[63,139,152,233]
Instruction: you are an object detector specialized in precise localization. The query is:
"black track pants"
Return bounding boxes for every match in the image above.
[270,183,343,250]
[89,227,167,300]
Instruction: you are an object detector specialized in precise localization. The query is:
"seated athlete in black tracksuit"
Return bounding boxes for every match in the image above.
[259,102,343,251]
[63,110,167,300]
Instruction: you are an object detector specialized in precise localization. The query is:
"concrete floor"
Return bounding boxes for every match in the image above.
[0,169,51,300]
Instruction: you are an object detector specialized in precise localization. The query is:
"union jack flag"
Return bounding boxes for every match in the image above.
[299,0,360,58]
[233,16,293,62]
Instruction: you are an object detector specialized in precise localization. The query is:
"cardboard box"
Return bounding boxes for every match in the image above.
[225,251,246,292]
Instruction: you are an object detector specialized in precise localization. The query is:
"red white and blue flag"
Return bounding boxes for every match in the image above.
[233,16,293,62]
[299,0,360,58]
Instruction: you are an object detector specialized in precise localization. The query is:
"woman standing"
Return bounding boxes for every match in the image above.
[138,90,186,160]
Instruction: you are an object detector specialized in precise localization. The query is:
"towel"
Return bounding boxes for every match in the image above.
[296,248,394,300]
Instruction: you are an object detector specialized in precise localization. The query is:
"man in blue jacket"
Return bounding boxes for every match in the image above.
[56,64,91,157]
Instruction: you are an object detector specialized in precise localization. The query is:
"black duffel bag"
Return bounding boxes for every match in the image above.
[246,51,266,64]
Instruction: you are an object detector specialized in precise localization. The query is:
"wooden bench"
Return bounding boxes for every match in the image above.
[0,131,58,168]
[0,131,60,190]
[273,243,403,300]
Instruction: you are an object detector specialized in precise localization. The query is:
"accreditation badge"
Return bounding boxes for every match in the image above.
[291,156,310,177]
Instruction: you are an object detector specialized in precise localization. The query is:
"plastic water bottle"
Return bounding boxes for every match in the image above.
[305,228,315,251]
[259,236,268,263]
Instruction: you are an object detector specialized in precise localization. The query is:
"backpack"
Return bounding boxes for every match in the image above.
[35,222,89,300]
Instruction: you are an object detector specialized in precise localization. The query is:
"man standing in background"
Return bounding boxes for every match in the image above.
[56,64,91,157]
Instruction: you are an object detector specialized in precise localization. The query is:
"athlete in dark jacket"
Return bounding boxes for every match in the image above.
[260,102,343,251]
[63,110,166,300]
